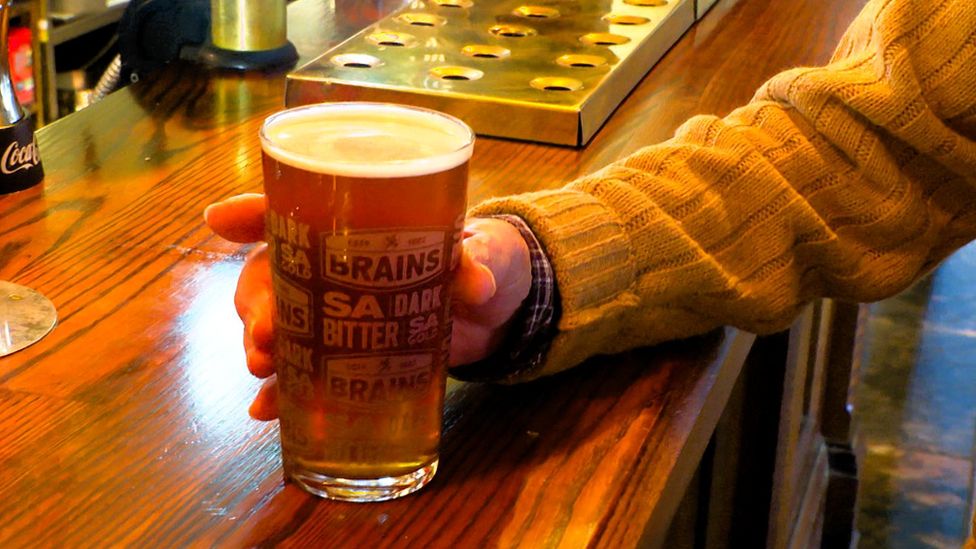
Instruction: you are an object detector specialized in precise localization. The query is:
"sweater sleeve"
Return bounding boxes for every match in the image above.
[468,0,976,380]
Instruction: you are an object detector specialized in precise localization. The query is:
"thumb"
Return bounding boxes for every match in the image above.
[453,248,497,306]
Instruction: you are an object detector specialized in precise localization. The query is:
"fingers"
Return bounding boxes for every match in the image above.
[234,243,275,378]
[235,243,271,318]
[449,316,503,367]
[204,193,267,243]
[238,245,276,418]
[242,276,274,379]
[249,378,279,421]
[204,194,278,420]
[245,333,274,378]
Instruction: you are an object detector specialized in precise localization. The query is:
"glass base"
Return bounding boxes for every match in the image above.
[285,460,438,502]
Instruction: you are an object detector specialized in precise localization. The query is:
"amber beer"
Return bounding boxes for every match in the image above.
[260,103,473,501]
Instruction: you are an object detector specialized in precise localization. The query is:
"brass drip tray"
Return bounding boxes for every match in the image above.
[286,0,700,146]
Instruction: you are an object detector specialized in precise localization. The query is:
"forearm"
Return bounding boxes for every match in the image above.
[470,0,976,380]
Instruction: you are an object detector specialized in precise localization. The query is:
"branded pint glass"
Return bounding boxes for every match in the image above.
[259,103,474,501]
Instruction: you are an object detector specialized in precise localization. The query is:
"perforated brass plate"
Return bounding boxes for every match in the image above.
[285,0,697,146]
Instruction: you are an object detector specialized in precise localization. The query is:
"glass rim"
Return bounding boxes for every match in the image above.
[259,102,475,178]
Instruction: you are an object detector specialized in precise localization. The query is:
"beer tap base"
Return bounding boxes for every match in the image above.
[196,41,298,72]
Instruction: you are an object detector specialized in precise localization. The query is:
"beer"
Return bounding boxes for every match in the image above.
[259,103,473,501]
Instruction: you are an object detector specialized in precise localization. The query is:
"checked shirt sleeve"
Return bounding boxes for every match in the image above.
[447,215,560,383]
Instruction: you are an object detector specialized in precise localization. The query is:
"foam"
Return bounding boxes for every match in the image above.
[260,103,474,178]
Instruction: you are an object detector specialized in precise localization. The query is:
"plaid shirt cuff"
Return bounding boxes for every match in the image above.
[448,215,559,383]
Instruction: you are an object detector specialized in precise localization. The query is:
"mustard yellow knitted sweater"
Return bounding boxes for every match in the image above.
[471,0,976,381]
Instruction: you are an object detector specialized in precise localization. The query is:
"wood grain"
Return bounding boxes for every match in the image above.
[0,0,865,546]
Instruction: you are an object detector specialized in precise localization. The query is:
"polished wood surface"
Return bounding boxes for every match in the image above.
[0,0,864,546]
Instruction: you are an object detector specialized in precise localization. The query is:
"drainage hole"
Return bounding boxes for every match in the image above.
[396,13,447,26]
[430,66,485,81]
[579,33,630,46]
[530,77,582,92]
[367,32,417,48]
[462,45,511,59]
[514,6,560,18]
[556,54,607,68]
[489,24,537,38]
[330,54,383,69]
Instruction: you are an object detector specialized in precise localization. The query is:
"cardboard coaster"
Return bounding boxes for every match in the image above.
[0,280,57,357]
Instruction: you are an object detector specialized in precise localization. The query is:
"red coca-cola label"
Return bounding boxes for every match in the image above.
[0,117,42,194]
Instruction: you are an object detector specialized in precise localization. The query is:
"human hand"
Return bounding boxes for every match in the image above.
[204,194,532,420]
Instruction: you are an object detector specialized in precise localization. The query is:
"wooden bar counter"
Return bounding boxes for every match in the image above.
[0,0,867,546]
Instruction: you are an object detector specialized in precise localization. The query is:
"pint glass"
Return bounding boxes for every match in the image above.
[259,102,474,501]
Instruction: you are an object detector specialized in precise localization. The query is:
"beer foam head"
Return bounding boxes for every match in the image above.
[261,103,475,178]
